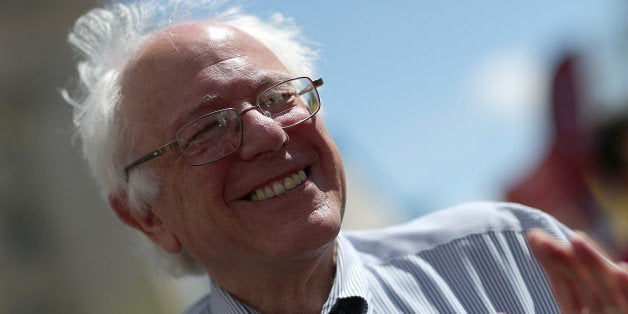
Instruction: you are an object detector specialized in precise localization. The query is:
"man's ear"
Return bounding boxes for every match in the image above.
[108,192,182,254]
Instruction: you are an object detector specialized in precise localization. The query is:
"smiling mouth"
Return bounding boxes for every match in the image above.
[248,168,309,201]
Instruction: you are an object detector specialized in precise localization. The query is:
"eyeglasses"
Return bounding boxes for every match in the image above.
[123,77,323,180]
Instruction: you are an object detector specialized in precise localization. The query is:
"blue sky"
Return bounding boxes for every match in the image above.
[242,1,626,217]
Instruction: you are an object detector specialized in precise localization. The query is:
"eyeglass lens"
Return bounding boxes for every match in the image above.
[176,77,320,166]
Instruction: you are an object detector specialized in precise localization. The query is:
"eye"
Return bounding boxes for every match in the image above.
[179,113,231,149]
[261,90,298,111]
[262,93,285,105]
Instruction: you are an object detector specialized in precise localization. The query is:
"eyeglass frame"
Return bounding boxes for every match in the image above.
[123,77,324,181]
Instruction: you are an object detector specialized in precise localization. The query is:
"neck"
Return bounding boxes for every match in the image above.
[208,241,338,313]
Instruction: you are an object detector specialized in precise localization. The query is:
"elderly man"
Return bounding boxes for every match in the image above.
[64,1,628,313]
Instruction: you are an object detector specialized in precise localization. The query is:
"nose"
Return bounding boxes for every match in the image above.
[237,105,288,160]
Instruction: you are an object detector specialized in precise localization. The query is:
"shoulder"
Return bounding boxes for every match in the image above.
[342,201,572,263]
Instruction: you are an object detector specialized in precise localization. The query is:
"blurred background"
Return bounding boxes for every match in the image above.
[1,0,627,313]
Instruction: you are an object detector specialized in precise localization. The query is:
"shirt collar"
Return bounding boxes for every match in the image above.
[321,232,371,313]
[208,279,257,314]
[206,233,370,313]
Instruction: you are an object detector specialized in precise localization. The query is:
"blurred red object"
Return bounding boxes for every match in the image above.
[506,53,628,260]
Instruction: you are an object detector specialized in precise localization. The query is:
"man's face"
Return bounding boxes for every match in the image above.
[119,22,346,271]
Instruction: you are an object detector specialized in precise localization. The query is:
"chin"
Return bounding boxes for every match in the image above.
[272,205,342,259]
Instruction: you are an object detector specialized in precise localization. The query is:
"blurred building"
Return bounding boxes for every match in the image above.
[1,1,184,313]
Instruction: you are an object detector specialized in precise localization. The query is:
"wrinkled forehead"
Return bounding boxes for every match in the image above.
[118,21,288,135]
[121,21,283,88]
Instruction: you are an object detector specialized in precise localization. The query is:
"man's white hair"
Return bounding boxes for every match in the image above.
[62,0,317,276]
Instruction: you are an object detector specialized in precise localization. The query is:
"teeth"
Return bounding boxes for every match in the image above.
[297,169,306,181]
[250,169,307,201]
[272,182,285,196]
[264,187,275,198]
[284,177,295,190]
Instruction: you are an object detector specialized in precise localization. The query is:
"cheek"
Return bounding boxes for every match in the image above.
[311,124,347,206]
[156,169,238,251]
[160,162,233,220]
[314,125,344,172]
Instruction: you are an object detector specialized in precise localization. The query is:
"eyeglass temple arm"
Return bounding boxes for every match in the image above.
[298,78,324,96]
[124,141,179,181]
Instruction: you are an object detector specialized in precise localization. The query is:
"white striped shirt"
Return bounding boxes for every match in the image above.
[184,202,570,313]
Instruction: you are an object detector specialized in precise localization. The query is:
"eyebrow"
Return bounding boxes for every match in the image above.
[171,72,292,132]
[171,94,222,134]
